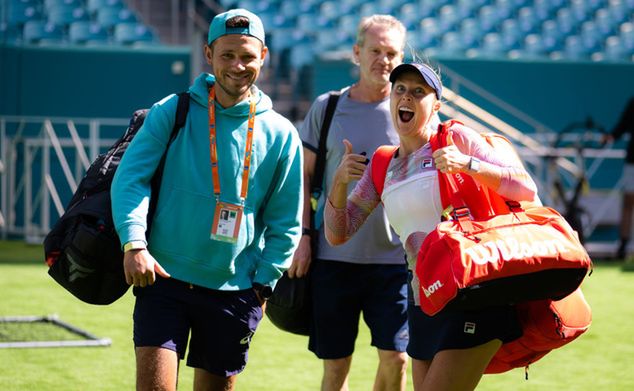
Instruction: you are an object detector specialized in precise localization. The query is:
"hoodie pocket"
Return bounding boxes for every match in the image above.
[150,187,255,273]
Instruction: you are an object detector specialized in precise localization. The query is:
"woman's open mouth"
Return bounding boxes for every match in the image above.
[399,107,414,123]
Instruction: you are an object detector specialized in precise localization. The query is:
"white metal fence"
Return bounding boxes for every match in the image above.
[0,110,625,245]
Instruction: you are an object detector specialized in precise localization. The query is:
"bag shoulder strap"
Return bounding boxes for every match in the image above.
[432,120,517,222]
[155,91,190,179]
[170,91,190,143]
[371,145,398,197]
[311,90,342,201]
[430,119,464,209]
[149,92,190,227]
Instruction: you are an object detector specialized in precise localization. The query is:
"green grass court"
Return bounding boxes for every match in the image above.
[1,240,633,390]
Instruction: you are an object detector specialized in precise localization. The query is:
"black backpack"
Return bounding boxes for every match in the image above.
[265,91,341,335]
[44,92,190,305]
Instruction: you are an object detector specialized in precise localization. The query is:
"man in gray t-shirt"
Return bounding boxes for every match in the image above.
[289,15,409,391]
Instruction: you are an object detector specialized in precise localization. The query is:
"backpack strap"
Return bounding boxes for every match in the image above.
[148,92,190,228]
[169,91,190,143]
[154,91,190,179]
[311,91,342,205]
[371,145,398,197]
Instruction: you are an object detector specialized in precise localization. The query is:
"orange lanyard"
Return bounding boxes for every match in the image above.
[208,86,257,202]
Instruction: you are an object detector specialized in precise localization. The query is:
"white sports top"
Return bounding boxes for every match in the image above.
[382,170,443,242]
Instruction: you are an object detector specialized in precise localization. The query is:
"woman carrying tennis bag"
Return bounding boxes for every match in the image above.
[325,61,591,389]
[414,122,592,316]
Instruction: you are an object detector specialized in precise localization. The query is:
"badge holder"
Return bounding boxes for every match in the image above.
[210,201,243,243]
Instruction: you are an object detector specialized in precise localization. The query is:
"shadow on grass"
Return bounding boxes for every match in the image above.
[0,241,44,265]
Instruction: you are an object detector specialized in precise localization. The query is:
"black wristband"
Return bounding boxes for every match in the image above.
[302,227,314,236]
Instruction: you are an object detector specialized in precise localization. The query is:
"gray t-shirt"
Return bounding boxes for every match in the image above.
[300,87,405,265]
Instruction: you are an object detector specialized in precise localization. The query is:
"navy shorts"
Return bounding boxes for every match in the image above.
[309,259,409,359]
[132,277,263,377]
[406,271,522,360]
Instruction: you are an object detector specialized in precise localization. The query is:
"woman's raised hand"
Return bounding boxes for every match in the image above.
[334,139,370,184]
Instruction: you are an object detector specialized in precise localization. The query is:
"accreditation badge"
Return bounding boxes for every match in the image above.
[210,202,243,243]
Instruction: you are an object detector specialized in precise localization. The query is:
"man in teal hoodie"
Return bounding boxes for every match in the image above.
[111,9,303,391]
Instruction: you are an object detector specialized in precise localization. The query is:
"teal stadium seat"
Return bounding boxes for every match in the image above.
[358,3,380,18]
[620,22,634,51]
[580,21,602,52]
[517,6,539,34]
[398,3,425,29]
[455,0,477,19]
[459,18,484,49]
[604,35,629,60]
[23,20,64,44]
[524,34,547,56]
[418,18,441,48]
[607,0,628,24]
[570,0,592,24]
[477,5,502,33]
[595,8,617,36]
[96,7,137,30]
[477,32,508,58]
[541,20,563,51]
[336,14,359,38]
[278,1,301,19]
[86,0,123,16]
[68,21,109,45]
[439,31,466,56]
[533,0,555,21]
[7,1,41,27]
[43,0,81,12]
[493,0,514,20]
[437,5,460,34]
[316,28,346,52]
[113,22,155,45]
[411,0,437,21]
[319,1,339,25]
[500,19,522,49]
[563,35,590,59]
[0,23,22,44]
[47,5,88,28]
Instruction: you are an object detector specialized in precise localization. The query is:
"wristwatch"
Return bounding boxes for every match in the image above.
[123,241,146,252]
[252,282,273,300]
[468,157,481,173]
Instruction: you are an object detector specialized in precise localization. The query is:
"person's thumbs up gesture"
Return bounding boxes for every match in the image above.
[334,139,369,185]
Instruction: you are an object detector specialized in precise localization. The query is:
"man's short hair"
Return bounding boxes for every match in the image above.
[355,14,406,49]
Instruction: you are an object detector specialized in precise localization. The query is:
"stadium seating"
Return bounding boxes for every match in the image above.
[113,22,155,45]
[23,19,64,44]
[2,0,157,46]
[4,0,632,62]
[47,5,89,27]
[250,0,634,71]
[68,20,109,44]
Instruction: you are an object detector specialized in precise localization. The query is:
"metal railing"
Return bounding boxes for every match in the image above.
[0,107,625,244]
[0,115,128,242]
[438,67,626,240]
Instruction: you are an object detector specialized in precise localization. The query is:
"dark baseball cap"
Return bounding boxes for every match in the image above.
[389,62,442,100]
[208,8,265,45]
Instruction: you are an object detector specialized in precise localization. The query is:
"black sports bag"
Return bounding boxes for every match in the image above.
[44,92,189,305]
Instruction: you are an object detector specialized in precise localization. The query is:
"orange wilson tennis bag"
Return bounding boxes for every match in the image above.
[415,202,592,315]
[415,121,592,316]
[485,287,592,374]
